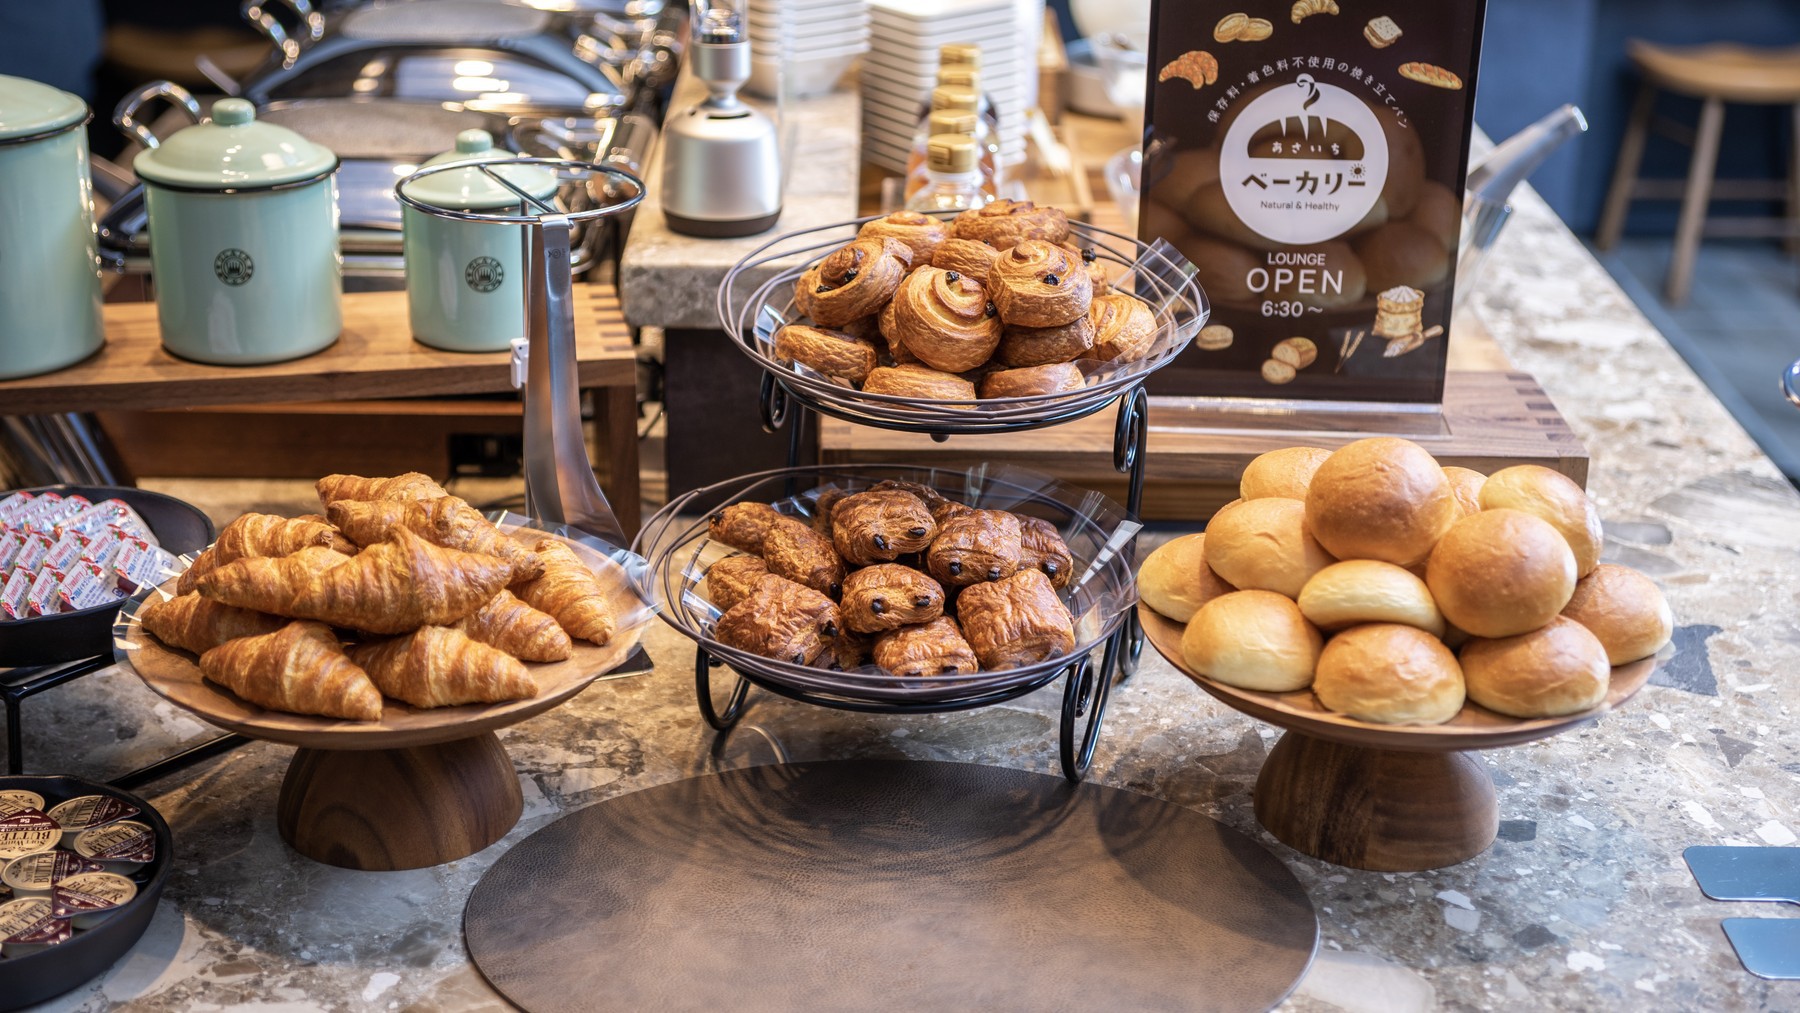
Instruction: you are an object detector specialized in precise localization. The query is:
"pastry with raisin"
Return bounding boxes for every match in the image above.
[762,515,848,598]
[873,616,979,676]
[840,563,946,634]
[713,574,841,666]
[1017,515,1076,588]
[830,489,937,565]
[926,509,1023,587]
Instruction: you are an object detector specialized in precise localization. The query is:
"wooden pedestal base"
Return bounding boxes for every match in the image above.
[1253,732,1499,872]
[276,732,524,871]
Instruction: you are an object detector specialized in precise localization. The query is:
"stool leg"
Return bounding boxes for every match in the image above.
[1597,81,1658,251]
[1667,96,1725,305]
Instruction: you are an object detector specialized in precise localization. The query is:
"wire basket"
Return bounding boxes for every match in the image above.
[716,214,1207,434]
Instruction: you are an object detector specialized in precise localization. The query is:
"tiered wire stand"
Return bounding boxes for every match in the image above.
[647,213,1205,780]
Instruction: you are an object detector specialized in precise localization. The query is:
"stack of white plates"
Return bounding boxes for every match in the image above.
[746,0,871,99]
[863,0,1026,174]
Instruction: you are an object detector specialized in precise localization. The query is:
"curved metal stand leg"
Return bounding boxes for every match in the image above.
[695,646,750,731]
[1113,387,1149,679]
[1060,635,1121,782]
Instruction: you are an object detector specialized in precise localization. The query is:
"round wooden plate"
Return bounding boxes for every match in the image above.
[116,532,647,751]
[1139,603,1656,752]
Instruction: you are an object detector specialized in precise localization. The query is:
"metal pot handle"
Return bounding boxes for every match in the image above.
[113,81,203,151]
[242,0,325,65]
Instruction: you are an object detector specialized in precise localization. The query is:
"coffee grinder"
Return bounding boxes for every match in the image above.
[660,2,782,237]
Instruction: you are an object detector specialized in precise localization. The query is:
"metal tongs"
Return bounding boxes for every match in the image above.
[395,158,645,546]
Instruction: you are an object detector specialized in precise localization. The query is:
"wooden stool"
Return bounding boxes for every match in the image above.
[1595,41,1800,304]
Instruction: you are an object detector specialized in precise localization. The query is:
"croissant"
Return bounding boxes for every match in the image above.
[956,570,1077,669]
[1017,515,1076,588]
[798,238,912,328]
[857,211,950,267]
[773,324,879,383]
[139,592,288,655]
[830,489,937,565]
[198,528,510,634]
[988,240,1094,328]
[888,266,1003,373]
[315,472,448,507]
[199,621,383,721]
[873,616,978,676]
[1291,0,1338,22]
[455,589,572,662]
[1088,292,1157,362]
[327,496,544,580]
[177,513,344,594]
[713,574,840,666]
[951,199,1071,250]
[931,238,1001,279]
[926,509,1023,587]
[511,538,616,645]
[350,626,537,709]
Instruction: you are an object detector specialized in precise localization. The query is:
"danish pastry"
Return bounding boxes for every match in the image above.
[798,237,912,328]
[774,324,879,383]
[857,210,950,267]
[706,554,771,613]
[1088,292,1157,362]
[979,362,1084,399]
[956,570,1077,669]
[888,266,1003,372]
[988,240,1094,328]
[709,502,785,554]
[840,563,946,633]
[931,238,1001,279]
[873,616,979,676]
[862,365,977,406]
[1062,243,1111,296]
[762,515,847,599]
[1017,515,1075,588]
[875,302,920,365]
[713,574,841,666]
[927,508,1023,587]
[996,314,1096,367]
[951,199,1071,250]
[830,489,937,565]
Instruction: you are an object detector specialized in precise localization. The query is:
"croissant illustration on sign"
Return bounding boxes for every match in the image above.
[1219,73,1389,245]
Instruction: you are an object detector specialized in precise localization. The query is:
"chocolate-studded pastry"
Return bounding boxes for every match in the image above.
[996,313,1096,367]
[705,554,770,613]
[951,199,1071,250]
[932,237,1001,279]
[873,616,980,676]
[1016,515,1075,588]
[980,362,1084,399]
[955,569,1077,669]
[811,487,848,539]
[797,237,912,328]
[713,574,841,666]
[861,365,977,406]
[773,324,879,383]
[840,563,946,633]
[927,508,1023,587]
[988,240,1094,328]
[857,210,950,267]
[931,498,975,528]
[830,489,937,565]
[1062,243,1110,296]
[887,266,1003,373]
[869,479,949,513]
[830,629,873,671]
[1088,292,1157,362]
[709,502,785,554]
[762,515,847,599]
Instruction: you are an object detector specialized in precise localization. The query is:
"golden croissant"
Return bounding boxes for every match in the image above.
[177,513,349,594]
[327,496,544,580]
[315,472,448,507]
[456,589,573,662]
[198,527,512,634]
[510,539,615,645]
[1291,0,1337,22]
[199,620,384,721]
[350,626,537,709]
[140,592,288,655]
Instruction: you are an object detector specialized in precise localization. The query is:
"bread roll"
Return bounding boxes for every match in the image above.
[1304,437,1457,567]
[1459,616,1610,718]
[1138,533,1236,622]
[1203,497,1335,598]
[1314,624,1465,724]
[1181,590,1322,691]
[1561,563,1673,664]
[1426,509,1577,638]
[1478,465,1603,577]
[1188,181,1283,252]
[1297,559,1445,636]
[1442,466,1486,520]
[1241,447,1332,501]
[1352,221,1450,294]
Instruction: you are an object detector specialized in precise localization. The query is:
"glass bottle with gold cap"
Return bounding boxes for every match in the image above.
[904,134,987,212]
[905,108,994,199]
[932,44,1001,134]
[908,86,1000,198]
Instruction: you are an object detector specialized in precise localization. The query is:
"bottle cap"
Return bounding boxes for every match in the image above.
[939,43,982,71]
[930,85,979,114]
[928,109,978,137]
[937,66,981,90]
[926,134,978,174]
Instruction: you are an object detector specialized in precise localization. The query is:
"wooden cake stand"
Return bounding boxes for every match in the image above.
[116,534,646,872]
[1140,604,1655,872]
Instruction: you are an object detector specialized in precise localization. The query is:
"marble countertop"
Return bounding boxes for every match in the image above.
[13,140,1800,1013]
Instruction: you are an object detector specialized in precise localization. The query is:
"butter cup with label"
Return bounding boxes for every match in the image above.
[2,850,105,896]
[49,871,137,929]
[0,789,44,815]
[0,809,62,861]
[0,896,69,956]
[71,820,156,873]
[46,794,140,836]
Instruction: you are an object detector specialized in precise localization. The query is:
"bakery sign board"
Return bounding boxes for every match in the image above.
[1139,0,1486,404]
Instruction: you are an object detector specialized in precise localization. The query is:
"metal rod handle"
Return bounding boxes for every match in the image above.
[112,81,202,151]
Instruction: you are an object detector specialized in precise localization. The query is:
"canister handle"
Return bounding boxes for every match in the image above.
[242,0,324,66]
[112,81,203,151]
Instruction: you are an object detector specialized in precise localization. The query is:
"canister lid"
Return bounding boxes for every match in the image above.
[132,98,338,191]
[927,134,977,174]
[937,66,981,90]
[400,128,560,211]
[930,86,979,114]
[939,43,982,70]
[0,73,88,143]
[927,109,977,138]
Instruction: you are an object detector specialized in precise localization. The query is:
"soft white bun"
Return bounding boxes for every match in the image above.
[1297,559,1446,636]
[1240,446,1333,501]
[1138,533,1236,622]
[1441,466,1485,520]
[1181,590,1322,692]
[1305,437,1457,567]
[1561,563,1673,664]
[1478,465,1603,577]
[1459,616,1610,718]
[1314,623,1465,724]
[1426,509,1576,638]
[1203,498,1335,599]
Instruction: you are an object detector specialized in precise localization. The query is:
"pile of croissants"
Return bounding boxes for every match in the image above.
[136,472,616,721]
[773,200,1160,404]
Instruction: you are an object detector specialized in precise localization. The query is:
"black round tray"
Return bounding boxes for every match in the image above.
[0,775,174,1011]
[0,486,214,667]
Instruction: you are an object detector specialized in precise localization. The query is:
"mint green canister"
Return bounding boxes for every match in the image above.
[400,130,560,352]
[134,98,342,365]
[0,74,104,379]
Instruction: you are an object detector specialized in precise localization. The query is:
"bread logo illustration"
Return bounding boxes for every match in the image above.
[1215,13,1274,42]
[1158,50,1220,87]
[1291,0,1338,23]
[1217,73,1390,245]
[1399,62,1465,90]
